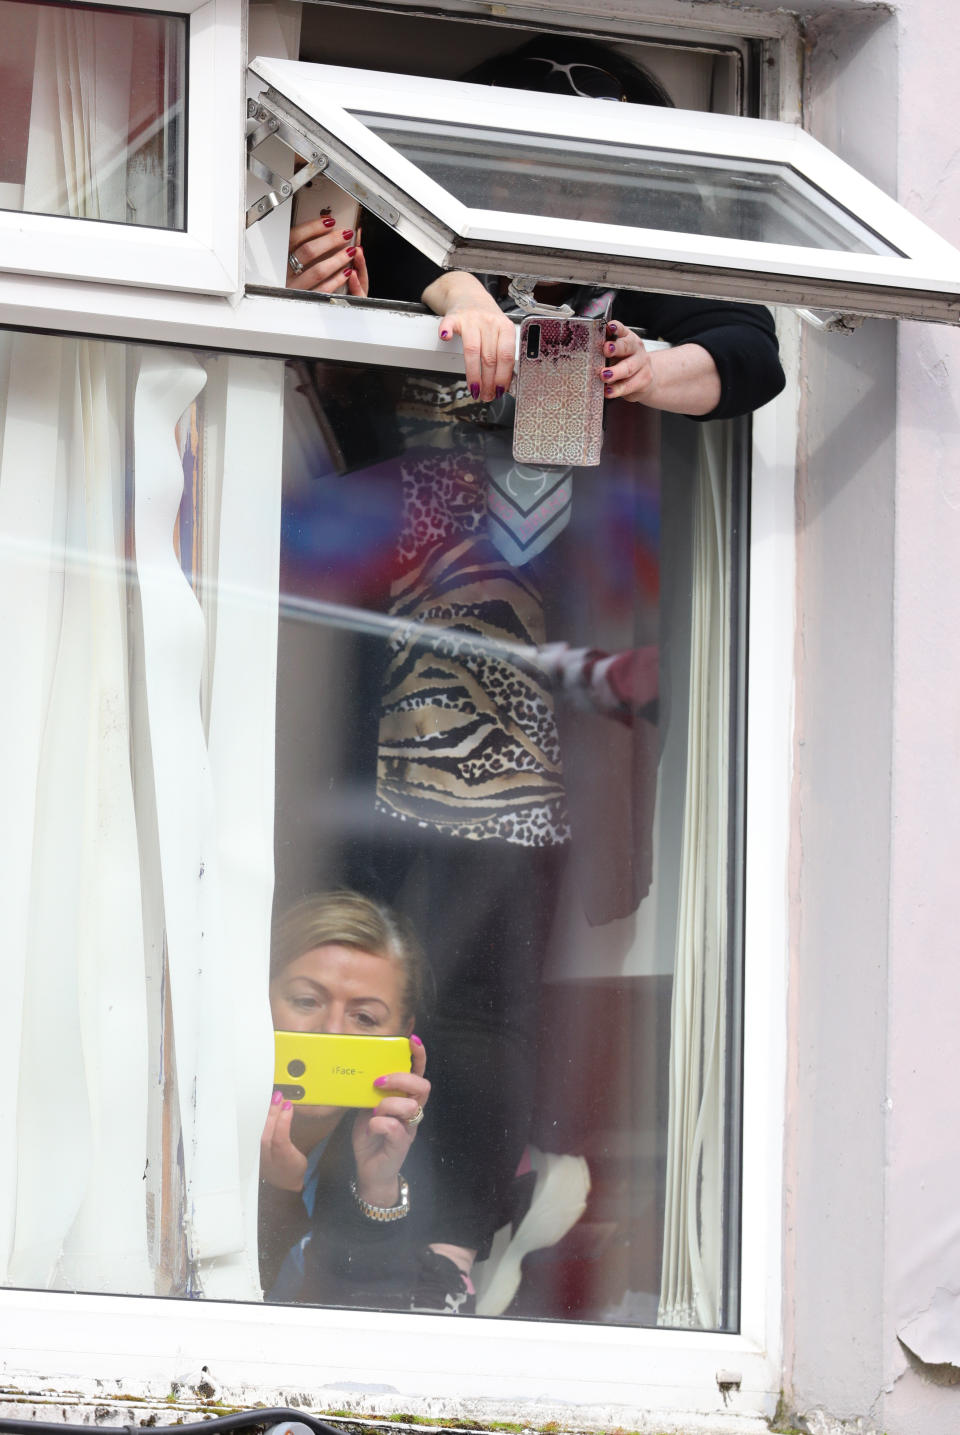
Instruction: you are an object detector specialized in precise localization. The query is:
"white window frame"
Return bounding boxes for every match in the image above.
[0,5,806,1422]
[0,265,795,1426]
[248,58,960,324]
[0,0,245,296]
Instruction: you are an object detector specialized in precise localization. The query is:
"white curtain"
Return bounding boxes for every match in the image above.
[0,337,283,1299]
[0,17,284,1294]
[0,333,154,1293]
[658,425,731,1329]
[133,351,283,1299]
[22,5,182,226]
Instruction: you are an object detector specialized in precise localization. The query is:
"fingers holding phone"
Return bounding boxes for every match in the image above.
[367,1032,430,1137]
[345,235,368,297]
[600,319,655,403]
[351,1034,431,1205]
[261,1089,308,1192]
[287,218,366,295]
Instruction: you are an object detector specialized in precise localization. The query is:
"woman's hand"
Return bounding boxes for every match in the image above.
[260,1090,308,1192]
[600,319,655,403]
[286,215,369,296]
[351,1034,430,1209]
[422,271,516,403]
[600,319,721,416]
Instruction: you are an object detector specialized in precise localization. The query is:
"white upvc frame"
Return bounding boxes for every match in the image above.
[0,267,795,1426]
[247,59,960,324]
[0,16,798,1422]
[0,0,245,296]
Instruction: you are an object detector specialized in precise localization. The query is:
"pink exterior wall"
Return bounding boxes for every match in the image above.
[788,3,960,1430]
[885,0,960,1427]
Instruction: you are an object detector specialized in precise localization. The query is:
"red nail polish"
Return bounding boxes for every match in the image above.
[411,1034,423,1047]
[322,216,335,228]
[342,229,354,240]
[346,246,357,257]
[343,266,353,276]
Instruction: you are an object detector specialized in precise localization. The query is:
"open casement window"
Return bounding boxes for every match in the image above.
[0,0,245,294]
[247,58,960,324]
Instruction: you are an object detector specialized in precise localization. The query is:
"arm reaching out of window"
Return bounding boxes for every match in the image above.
[601,319,721,415]
[423,270,726,417]
[423,269,516,403]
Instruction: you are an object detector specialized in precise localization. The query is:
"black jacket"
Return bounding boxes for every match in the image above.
[362,217,786,421]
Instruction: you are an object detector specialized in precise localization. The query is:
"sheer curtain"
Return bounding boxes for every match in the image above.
[0,333,155,1294]
[658,424,732,1329]
[0,339,282,1299]
[133,352,282,1299]
[21,4,183,226]
[0,16,283,1297]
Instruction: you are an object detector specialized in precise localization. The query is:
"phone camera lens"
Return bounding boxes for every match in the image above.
[526,324,541,360]
[287,1059,306,1078]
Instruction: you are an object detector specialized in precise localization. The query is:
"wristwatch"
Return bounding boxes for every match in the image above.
[350,1175,410,1222]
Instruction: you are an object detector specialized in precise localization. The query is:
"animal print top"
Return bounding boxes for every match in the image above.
[375,447,570,848]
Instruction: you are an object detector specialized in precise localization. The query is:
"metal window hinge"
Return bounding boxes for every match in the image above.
[246,98,324,228]
[245,93,400,231]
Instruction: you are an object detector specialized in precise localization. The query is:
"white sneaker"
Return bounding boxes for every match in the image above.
[473,1147,591,1317]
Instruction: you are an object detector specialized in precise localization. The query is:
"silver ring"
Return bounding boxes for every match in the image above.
[405,1104,424,1128]
[288,252,304,276]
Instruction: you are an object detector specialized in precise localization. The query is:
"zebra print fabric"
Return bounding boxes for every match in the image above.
[375,449,570,848]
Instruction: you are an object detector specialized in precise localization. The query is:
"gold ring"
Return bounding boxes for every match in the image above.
[406,1104,424,1128]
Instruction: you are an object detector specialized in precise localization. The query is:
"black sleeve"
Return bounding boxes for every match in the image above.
[363,213,443,304]
[614,290,786,421]
[299,1118,425,1306]
[258,1180,311,1296]
[361,220,785,420]
[257,1122,418,1307]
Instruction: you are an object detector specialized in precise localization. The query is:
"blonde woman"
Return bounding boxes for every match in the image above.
[258,892,457,1309]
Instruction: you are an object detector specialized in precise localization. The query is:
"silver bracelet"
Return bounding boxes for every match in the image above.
[350,1175,410,1222]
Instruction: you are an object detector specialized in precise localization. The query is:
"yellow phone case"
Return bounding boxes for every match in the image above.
[273,1031,411,1107]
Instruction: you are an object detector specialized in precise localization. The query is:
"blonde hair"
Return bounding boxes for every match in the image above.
[270,890,426,1026]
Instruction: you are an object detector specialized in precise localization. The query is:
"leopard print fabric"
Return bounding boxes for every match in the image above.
[375,448,570,848]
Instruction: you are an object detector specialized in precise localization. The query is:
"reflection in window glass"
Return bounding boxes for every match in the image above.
[354,113,897,255]
[0,328,744,1329]
[273,360,747,1328]
[0,0,186,228]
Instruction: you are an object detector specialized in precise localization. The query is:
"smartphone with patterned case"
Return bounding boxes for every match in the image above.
[512,309,608,468]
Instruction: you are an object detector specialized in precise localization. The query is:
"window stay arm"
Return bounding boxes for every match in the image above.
[245,94,401,230]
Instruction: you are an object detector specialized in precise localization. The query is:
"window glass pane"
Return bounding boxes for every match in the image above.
[354,113,898,256]
[271,359,746,1328]
[0,0,186,228]
[0,326,743,1331]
